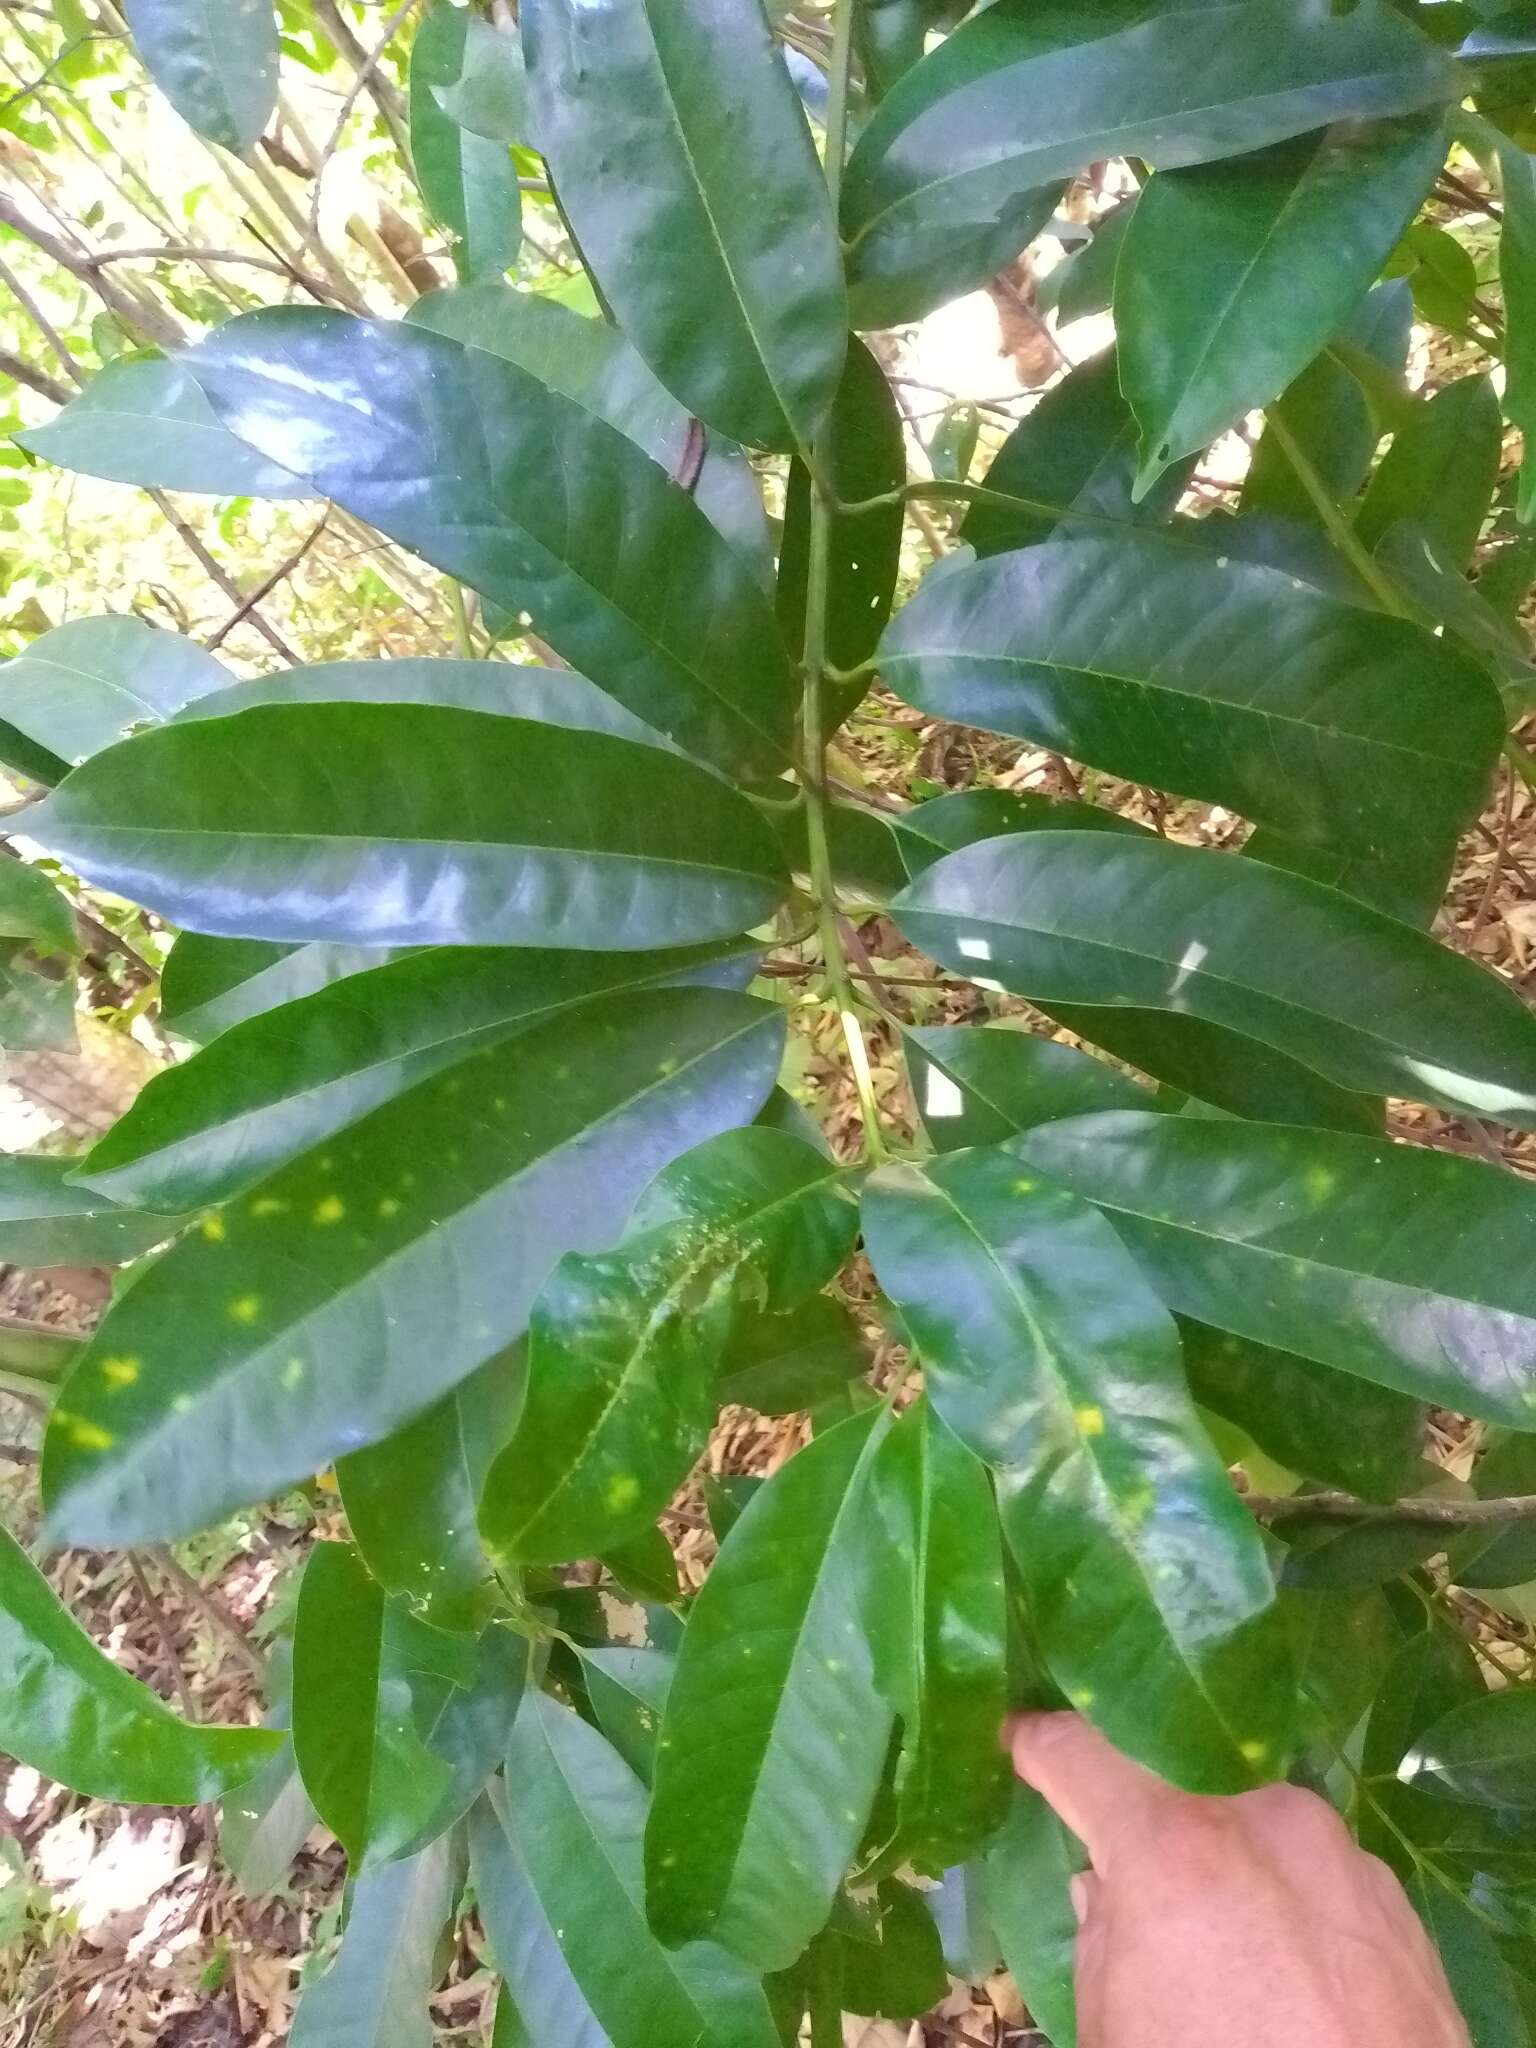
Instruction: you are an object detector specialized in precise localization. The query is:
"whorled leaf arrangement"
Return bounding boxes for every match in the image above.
[5,0,1536,2040]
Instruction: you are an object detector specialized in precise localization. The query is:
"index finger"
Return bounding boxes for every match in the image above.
[1006,1712,1176,1871]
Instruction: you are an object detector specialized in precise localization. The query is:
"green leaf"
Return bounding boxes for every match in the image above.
[892,787,1147,880]
[962,347,1190,558]
[0,862,74,956]
[1015,1111,1536,1426]
[579,1645,674,1784]
[891,835,1536,1128]
[160,937,402,1042]
[904,1024,1155,1153]
[1356,375,1503,570]
[15,354,310,498]
[984,1785,1084,2048]
[835,1880,949,2020]
[121,0,278,153]
[480,1129,856,1564]
[1403,1689,1536,1809]
[288,1833,458,2048]
[181,310,794,777]
[78,936,761,1211]
[1454,1434,1536,1589]
[879,532,1503,864]
[337,1350,524,1633]
[1180,1322,1426,1504]
[645,1408,897,1969]
[1118,115,1446,489]
[40,987,784,1546]
[777,337,905,694]
[0,1522,277,1803]
[0,617,231,773]
[407,284,772,582]
[1493,138,1536,522]
[1360,1624,1488,1874]
[1036,200,1133,326]
[220,1736,316,1897]
[1410,1874,1534,2048]
[861,1148,1291,1793]
[469,1789,613,2048]
[522,0,846,451]
[0,1156,182,1267]
[874,1398,1010,1873]
[841,0,1454,327]
[717,1295,865,1414]
[409,4,521,281]
[0,950,75,1055]
[30,704,788,949]
[489,1693,780,2048]
[433,11,525,140]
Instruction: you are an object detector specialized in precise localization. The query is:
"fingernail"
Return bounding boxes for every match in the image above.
[1069,1873,1093,1926]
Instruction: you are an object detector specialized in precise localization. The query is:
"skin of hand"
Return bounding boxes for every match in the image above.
[1006,1712,1470,2048]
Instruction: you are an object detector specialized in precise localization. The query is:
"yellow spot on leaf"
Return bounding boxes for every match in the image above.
[1071,1688,1095,1709]
[199,1213,226,1243]
[228,1295,261,1324]
[1304,1166,1335,1200]
[377,1197,400,1219]
[1075,1404,1105,1436]
[605,1473,641,1513]
[1012,1176,1037,1195]
[70,1418,113,1451]
[172,1395,193,1415]
[281,1357,305,1391]
[100,1356,139,1387]
[250,1196,288,1218]
[313,1194,345,1225]
[1240,1740,1269,1764]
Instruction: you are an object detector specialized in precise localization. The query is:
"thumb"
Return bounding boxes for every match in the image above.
[1006,1712,1174,1872]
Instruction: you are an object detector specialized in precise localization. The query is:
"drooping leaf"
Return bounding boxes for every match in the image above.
[121,0,278,153]
[480,1129,856,1564]
[717,1294,866,1414]
[891,835,1536,1128]
[1117,115,1446,490]
[580,1645,674,1784]
[78,936,761,1211]
[489,1694,781,2048]
[984,1786,1084,2048]
[840,0,1454,326]
[904,1024,1155,1153]
[1360,1623,1488,1874]
[288,1832,458,2048]
[1036,199,1134,327]
[1356,375,1503,570]
[891,787,1147,880]
[0,861,75,957]
[778,337,906,695]
[409,4,521,281]
[962,347,1191,557]
[1492,136,1536,523]
[337,1350,524,1633]
[879,532,1503,864]
[872,1398,1010,1873]
[30,705,788,949]
[1453,1434,1536,1589]
[522,0,846,451]
[0,1522,277,1804]
[1015,1111,1536,1425]
[16,353,311,498]
[1403,1689,1536,1809]
[835,1880,950,2020]
[861,1148,1291,1793]
[645,1408,897,1969]
[0,1156,183,1268]
[407,283,772,582]
[1410,1873,1534,2048]
[180,310,794,777]
[469,1790,613,2048]
[220,1736,316,1897]
[434,11,525,139]
[160,937,403,1043]
[0,617,231,774]
[41,988,783,1546]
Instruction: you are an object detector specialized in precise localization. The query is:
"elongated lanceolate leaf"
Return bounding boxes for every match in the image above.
[879,533,1503,862]
[1356,376,1503,572]
[0,1156,184,1268]
[841,0,1455,327]
[29,704,787,950]
[1117,115,1446,489]
[0,863,75,957]
[891,834,1536,1128]
[78,936,760,1211]
[122,0,278,153]
[40,988,783,1546]
[409,5,521,282]
[0,617,231,774]
[645,1409,897,1969]
[1015,1112,1536,1426]
[1402,1688,1536,1808]
[179,310,794,776]
[862,1149,1290,1792]
[489,1694,780,2048]
[0,1523,276,1803]
[523,0,846,451]
[985,1787,1083,2048]
[904,1024,1154,1153]
[469,1793,613,2048]
[160,938,406,1042]
[16,354,311,498]
[288,1833,457,2048]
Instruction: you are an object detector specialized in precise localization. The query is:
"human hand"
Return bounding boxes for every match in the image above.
[1006,1712,1469,2048]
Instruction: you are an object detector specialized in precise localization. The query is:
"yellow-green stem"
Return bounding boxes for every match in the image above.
[447,578,476,658]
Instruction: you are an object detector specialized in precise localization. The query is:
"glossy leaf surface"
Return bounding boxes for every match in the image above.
[581,1646,674,1784]
[79,936,760,1211]
[181,310,794,776]
[409,3,521,281]
[31,704,787,950]
[160,937,402,1043]
[0,862,75,956]
[469,1790,613,2048]
[645,1409,896,1969]
[892,835,1536,1128]
[840,0,1454,327]
[481,1129,856,1564]
[1118,116,1445,487]
[985,1786,1083,2048]
[1016,1112,1536,1425]
[288,1833,457,2048]
[879,533,1503,862]
[0,1156,182,1268]
[0,1522,277,1804]
[717,1294,866,1414]
[493,1693,780,2048]
[1356,375,1503,570]
[41,989,783,1545]
[862,1148,1291,1792]
[121,0,278,153]
[0,617,231,772]
[1404,1690,1536,1809]
[904,1024,1153,1153]
[523,0,846,451]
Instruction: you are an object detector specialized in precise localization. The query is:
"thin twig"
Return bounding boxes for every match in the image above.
[149,1547,265,1678]
[1469,762,1516,947]
[306,0,420,259]
[1246,1490,1536,1528]
[1438,170,1503,221]
[0,346,69,404]
[0,249,80,384]
[205,511,329,652]
[0,186,184,349]
[128,1553,198,1719]
[146,492,301,664]
[84,243,345,305]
